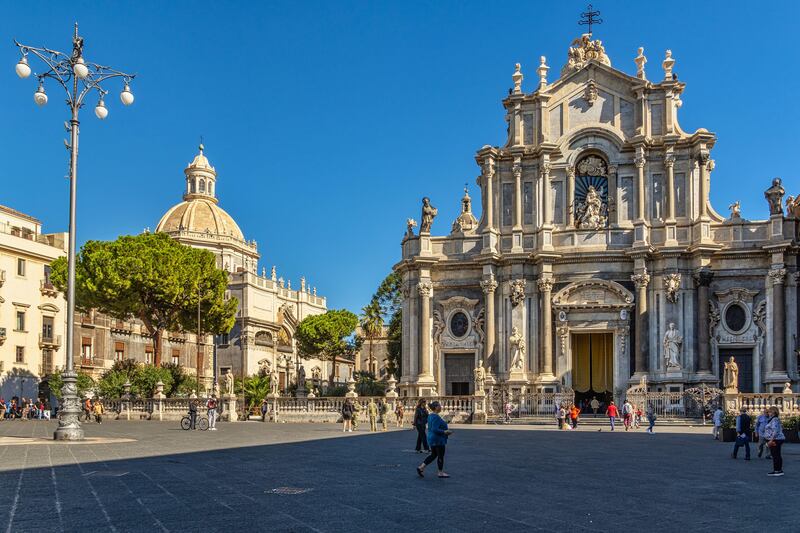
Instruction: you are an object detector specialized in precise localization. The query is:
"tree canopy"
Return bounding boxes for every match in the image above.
[367,272,402,378]
[296,309,358,361]
[51,232,237,365]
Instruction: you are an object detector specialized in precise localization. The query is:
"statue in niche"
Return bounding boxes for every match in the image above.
[419,197,438,234]
[764,178,785,215]
[662,323,683,370]
[509,327,526,371]
[723,356,739,392]
[575,186,607,229]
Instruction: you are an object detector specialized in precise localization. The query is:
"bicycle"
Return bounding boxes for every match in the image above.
[180,414,208,431]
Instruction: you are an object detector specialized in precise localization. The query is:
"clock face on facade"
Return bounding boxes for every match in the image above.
[450,311,469,338]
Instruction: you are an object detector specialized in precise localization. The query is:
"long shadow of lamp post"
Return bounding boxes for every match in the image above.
[14,23,136,440]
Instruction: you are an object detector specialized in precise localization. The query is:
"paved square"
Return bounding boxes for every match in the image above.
[0,420,797,532]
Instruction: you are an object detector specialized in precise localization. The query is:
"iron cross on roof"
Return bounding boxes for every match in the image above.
[579,4,603,35]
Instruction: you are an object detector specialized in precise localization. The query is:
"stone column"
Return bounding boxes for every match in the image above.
[513,157,523,230]
[665,153,676,221]
[607,164,618,225]
[482,157,497,253]
[541,163,552,225]
[538,277,554,376]
[418,281,433,378]
[769,269,787,373]
[635,154,646,221]
[694,269,714,375]
[697,152,710,219]
[566,166,575,227]
[480,275,498,374]
[631,269,651,375]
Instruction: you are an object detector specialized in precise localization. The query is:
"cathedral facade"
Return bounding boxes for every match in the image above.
[395,35,799,401]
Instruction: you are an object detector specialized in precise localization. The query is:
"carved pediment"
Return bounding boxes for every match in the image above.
[552,279,633,309]
[438,296,479,314]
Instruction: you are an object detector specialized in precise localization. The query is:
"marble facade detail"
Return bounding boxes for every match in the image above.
[396,30,800,397]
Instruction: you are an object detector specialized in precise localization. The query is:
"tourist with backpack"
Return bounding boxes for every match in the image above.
[622,400,633,431]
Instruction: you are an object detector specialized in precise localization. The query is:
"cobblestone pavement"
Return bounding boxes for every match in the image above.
[0,420,797,532]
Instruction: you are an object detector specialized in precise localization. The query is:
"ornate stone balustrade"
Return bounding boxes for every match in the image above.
[727,393,800,416]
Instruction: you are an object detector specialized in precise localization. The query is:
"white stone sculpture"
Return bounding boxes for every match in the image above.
[474,359,486,393]
[451,187,478,233]
[663,273,681,303]
[783,382,793,394]
[662,49,675,80]
[575,186,607,229]
[563,34,610,75]
[509,279,526,307]
[509,327,526,371]
[406,218,417,237]
[663,323,683,370]
[270,368,280,395]
[634,47,647,80]
[224,369,234,396]
[728,200,741,219]
[512,63,523,94]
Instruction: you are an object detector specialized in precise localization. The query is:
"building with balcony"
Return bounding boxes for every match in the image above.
[0,204,67,399]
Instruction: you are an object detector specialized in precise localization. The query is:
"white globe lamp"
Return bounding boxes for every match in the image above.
[33,84,48,106]
[120,83,134,106]
[94,98,108,120]
[15,56,31,79]
[73,57,89,79]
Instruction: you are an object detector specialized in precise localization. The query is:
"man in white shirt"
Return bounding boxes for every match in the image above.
[712,406,724,440]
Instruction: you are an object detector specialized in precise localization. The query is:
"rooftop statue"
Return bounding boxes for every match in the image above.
[419,197,438,234]
[563,34,611,75]
[764,178,785,215]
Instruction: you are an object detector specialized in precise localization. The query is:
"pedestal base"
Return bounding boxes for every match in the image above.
[53,371,85,441]
[224,394,238,422]
[472,390,487,424]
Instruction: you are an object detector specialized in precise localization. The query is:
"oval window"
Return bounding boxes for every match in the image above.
[724,303,747,333]
[450,312,469,338]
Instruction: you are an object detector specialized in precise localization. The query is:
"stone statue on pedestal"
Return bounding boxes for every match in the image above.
[663,323,683,370]
[297,365,306,389]
[783,382,793,394]
[270,368,280,395]
[509,327,526,371]
[764,178,785,215]
[723,356,739,392]
[419,197,438,234]
[224,369,234,396]
[473,359,486,393]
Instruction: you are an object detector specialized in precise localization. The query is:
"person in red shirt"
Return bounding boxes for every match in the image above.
[569,404,581,429]
[606,401,619,431]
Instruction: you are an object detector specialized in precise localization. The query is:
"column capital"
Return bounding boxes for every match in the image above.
[697,150,710,165]
[634,156,646,169]
[537,277,554,293]
[663,154,675,168]
[417,281,433,297]
[539,162,551,179]
[566,165,575,178]
[693,268,714,287]
[512,156,522,178]
[768,268,787,286]
[631,268,651,289]
[480,275,498,294]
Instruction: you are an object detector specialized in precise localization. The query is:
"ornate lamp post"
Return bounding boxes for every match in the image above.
[14,24,136,440]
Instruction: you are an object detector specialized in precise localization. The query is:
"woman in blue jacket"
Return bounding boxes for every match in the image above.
[416,401,453,478]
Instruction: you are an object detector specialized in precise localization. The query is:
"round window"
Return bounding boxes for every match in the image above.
[450,312,469,338]
[724,303,747,333]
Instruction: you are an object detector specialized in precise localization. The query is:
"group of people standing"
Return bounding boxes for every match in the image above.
[0,397,50,420]
[555,399,657,433]
[82,397,105,423]
[340,398,400,433]
[728,406,786,477]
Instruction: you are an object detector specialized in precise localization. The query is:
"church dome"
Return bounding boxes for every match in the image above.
[155,197,245,241]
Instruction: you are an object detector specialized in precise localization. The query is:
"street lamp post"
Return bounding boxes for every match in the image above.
[14,23,135,441]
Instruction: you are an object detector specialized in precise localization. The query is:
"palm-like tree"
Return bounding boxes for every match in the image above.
[243,374,271,410]
[360,301,384,378]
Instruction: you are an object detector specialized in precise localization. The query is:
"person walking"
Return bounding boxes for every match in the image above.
[646,405,656,434]
[367,398,378,432]
[93,399,104,424]
[416,401,453,479]
[606,401,619,431]
[413,399,430,453]
[755,408,772,460]
[188,398,198,430]
[207,395,218,430]
[712,406,724,440]
[351,400,362,431]
[83,398,93,422]
[260,398,269,422]
[634,405,643,429]
[380,400,389,432]
[763,406,785,476]
[341,398,355,433]
[569,404,581,429]
[555,404,565,429]
[503,397,513,423]
[622,400,633,431]
[590,397,600,416]
[395,401,405,427]
[731,407,751,460]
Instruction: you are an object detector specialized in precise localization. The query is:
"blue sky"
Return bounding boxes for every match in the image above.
[3,1,797,314]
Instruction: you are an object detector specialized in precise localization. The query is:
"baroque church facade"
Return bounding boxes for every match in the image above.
[395,34,800,401]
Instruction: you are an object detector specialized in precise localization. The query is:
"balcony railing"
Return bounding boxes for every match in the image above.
[111,320,132,333]
[0,269,5,287]
[38,333,62,348]
[40,279,58,297]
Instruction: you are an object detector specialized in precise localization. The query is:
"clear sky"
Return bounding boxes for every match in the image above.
[3,1,798,314]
